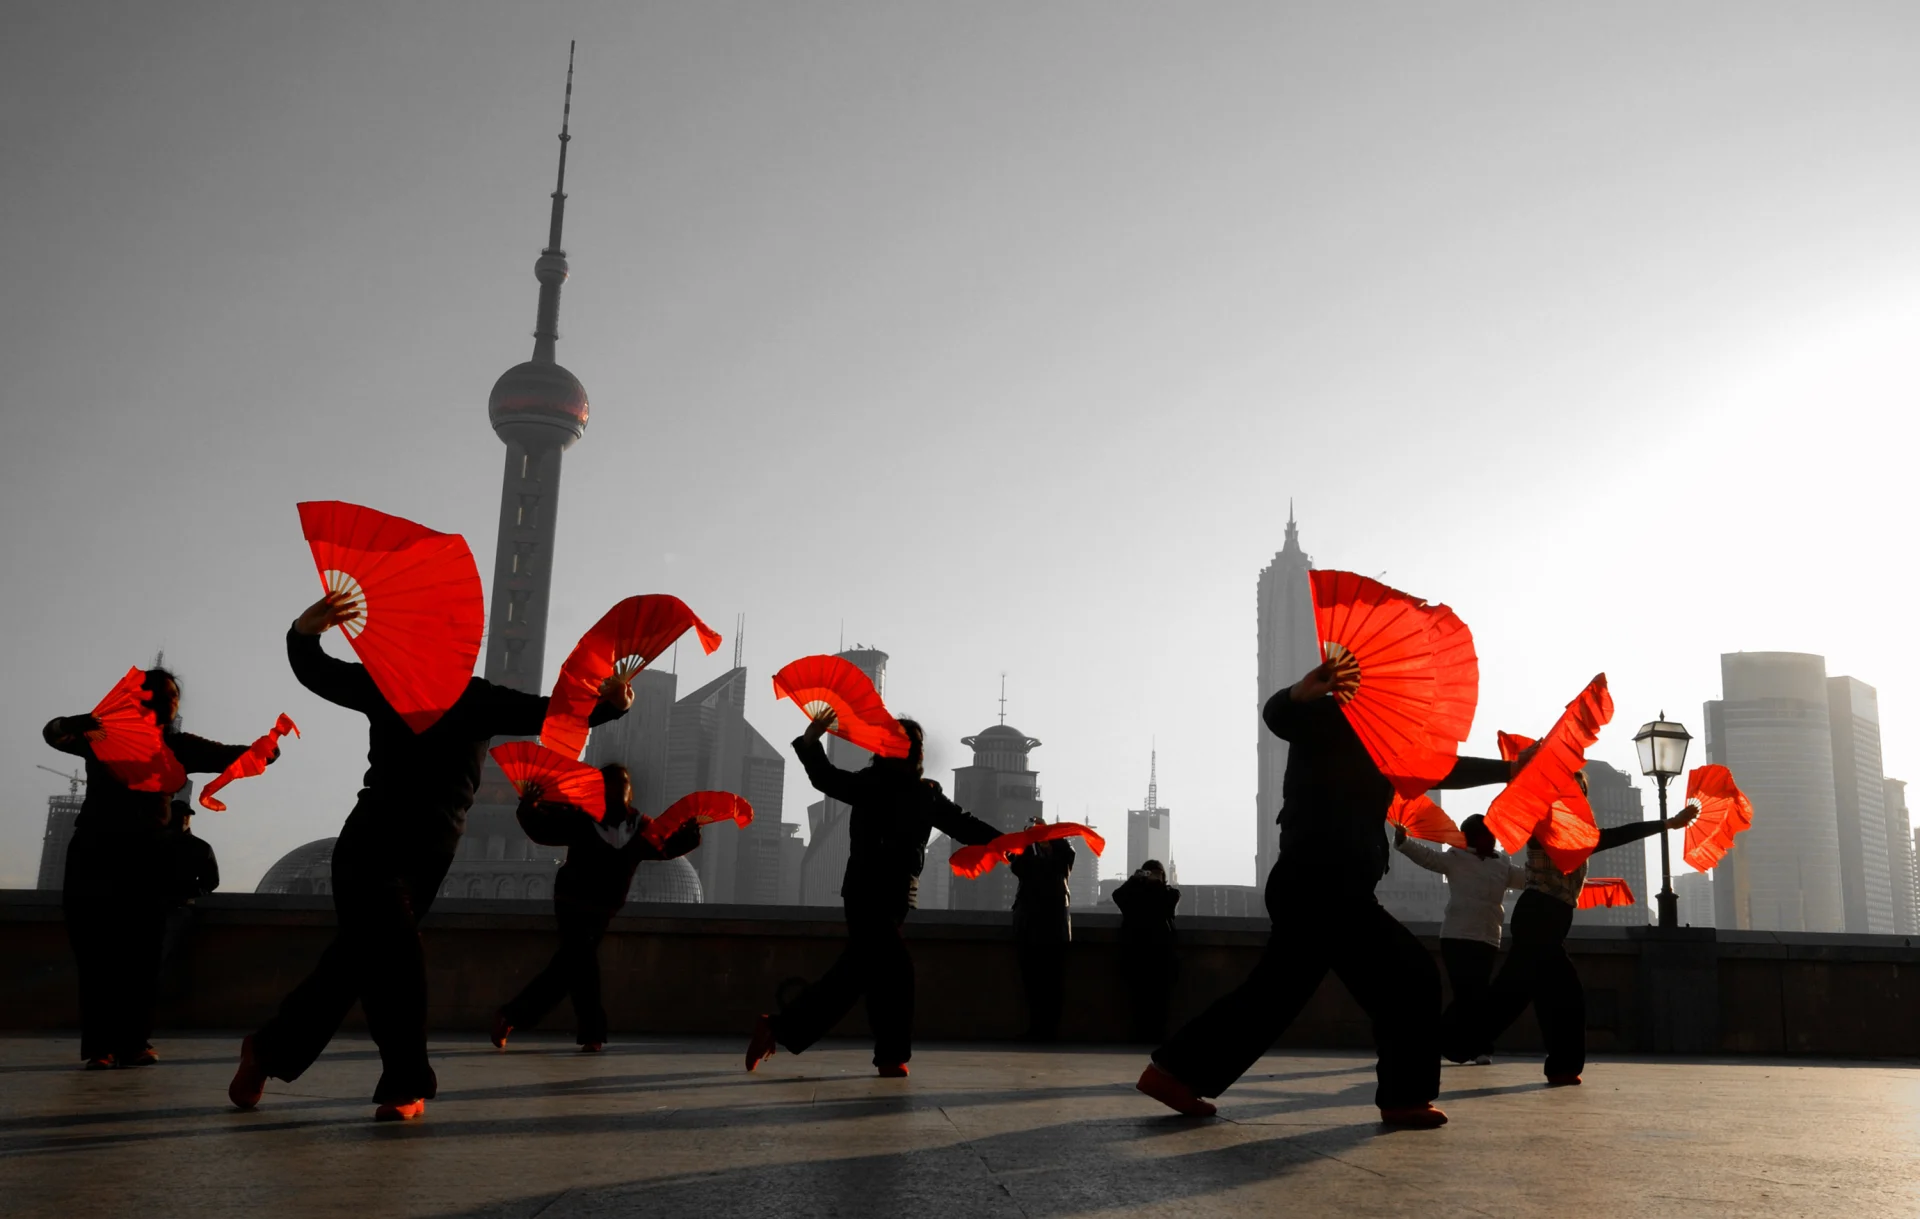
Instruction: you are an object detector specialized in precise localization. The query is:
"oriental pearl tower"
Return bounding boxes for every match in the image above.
[484,43,588,694]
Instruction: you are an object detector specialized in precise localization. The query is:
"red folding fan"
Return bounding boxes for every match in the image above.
[1483,674,1613,868]
[772,655,912,759]
[542,595,723,760]
[489,741,608,820]
[87,667,187,793]
[642,790,754,847]
[1683,764,1755,871]
[298,501,484,734]
[1387,794,1467,848]
[1577,877,1635,910]
[949,822,1107,880]
[1307,570,1480,797]
[198,714,299,812]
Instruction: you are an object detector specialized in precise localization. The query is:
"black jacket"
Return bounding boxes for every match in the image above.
[167,827,220,905]
[1261,686,1510,898]
[288,626,628,852]
[517,800,700,913]
[1010,838,1075,911]
[42,718,248,839]
[1113,875,1180,943]
[793,735,1000,912]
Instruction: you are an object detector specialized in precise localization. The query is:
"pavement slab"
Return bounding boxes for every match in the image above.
[0,1035,1915,1217]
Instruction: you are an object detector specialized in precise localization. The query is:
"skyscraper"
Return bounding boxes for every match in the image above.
[35,786,84,891]
[1827,676,1894,934]
[1704,652,1845,933]
[1887,779,1916,936]
[584,670,679,813]
[949,718,1043,912]
[1069,820,1103,907]
[1575,761,1650,927]
[445,48,594,901]
[663,666,788,905]
[1676,872,1716,928]
[1128,750,1172,877]
[799,648,889,905]
[1256,506,1317,885]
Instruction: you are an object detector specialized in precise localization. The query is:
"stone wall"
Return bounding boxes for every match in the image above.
[6,891,1919,1056]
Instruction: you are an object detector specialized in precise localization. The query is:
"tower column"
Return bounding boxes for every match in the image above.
[483,441,566,692]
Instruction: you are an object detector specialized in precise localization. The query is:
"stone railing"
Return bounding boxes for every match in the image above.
[5,890,1919,1056]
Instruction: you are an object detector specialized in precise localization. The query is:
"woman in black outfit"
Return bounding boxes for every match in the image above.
[492,764,701,1051]
[230,591,631,1121]
[44,668,256,1070]
[1139,658,1522,1127]
[745,713,1002,1076]
[1010,818,1076,1041]
[1112,859,1179,1042]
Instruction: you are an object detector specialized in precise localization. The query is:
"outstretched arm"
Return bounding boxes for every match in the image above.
[1432,756,1514,789]
[1394,835,1449,874]
[1595,803,1696,852]
[931,794,1003,848]
[169,732,253,775]
[42,715,98,758]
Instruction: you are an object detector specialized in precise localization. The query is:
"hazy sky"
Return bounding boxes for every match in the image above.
[5,2,1919,893]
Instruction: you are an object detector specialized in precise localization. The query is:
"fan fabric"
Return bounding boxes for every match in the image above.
[1683,764,1755,871]
[489,741,607,821]
[1387,794,1468,848]
[198,714,299,812]
[772,655,912,759]
[298,501,484,734]
[1496,732,1537,763]
[948,822,1107,880]
[89,667,187,793]
[541,595,723,760]
[1307,570,1481,797]
[1483,674,1613,868]
[1577,877,1635,910]
[643,791,754,848]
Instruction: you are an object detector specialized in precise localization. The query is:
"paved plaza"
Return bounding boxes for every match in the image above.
[1,1034,1916,1217]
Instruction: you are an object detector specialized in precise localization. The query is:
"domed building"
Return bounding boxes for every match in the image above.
[950,714,1044,912]
[256,838,337,896]
[626,857,704,905]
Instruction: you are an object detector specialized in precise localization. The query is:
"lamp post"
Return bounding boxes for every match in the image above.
[1634,712,1692,930]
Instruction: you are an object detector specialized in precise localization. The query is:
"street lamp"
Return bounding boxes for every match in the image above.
[1634,712,1692,930]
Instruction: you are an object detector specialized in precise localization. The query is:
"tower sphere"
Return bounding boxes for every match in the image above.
[489,359,588,450]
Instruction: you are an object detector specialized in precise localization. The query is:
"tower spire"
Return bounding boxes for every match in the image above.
[531,41,575,363]
[999,674,1008,726]
[1147,743,1158,812]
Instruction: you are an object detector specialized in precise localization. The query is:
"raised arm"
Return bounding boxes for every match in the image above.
[1432,756,1513,790]
[42,715,97,759]
[169,732,253,775]
[1394,835,1450,874]
[481,678,631,739]
[286,625,383,713]
[516,798,586,848]
[792,734,866,806]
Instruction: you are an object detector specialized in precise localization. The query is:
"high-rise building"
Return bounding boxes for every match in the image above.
[1676,871,1716,928]
[949,718,1043,912]
[1876,788,1913,942]
[1256,507,1317,886]
[1704,652,1845,933]
[1828,676,1894,934]
[1181,885,1264,918]
[663,666,788,905]
[447,50,594,901]
[35,787,84,890]
[584,670,679,812]
[919,834,952,910]
[1887,779,1916,936]
[1069,821,1102,907]
[1128,751,1172,876]
[778,823,805,906]
[799,647,890,905]
[1576,761,1651,927]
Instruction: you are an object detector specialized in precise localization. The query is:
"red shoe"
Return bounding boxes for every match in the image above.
[1135,1063,1217,1117]
[877,1062,909,1078]
[228,1036,265,1110]
[580,1042,604,1053]
[1546,1073,1582,1087]
[374,1099,426,1122]
[83,1054,115,1071]
[121,1047,158,1067]
[1379,1103,1449,1128]
[490,1013,512,1050]
[745,1014,777,1073]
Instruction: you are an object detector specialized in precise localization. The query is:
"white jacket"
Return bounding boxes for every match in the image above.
[1395,838,1527,947]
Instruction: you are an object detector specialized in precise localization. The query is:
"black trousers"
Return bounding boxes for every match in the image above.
[1123,941,1177,1043]
[251,830,454,1104]
[63,836,168,1062]
[500,901,614,1045]
[1443,891,1583,1076]
[1153,863,1441,1108]
[1018,939,1067,1040]
[1439,937,1498,1059]
[771,900,913,1067]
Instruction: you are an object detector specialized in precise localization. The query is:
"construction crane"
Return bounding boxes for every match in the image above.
[36,764,84,797]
